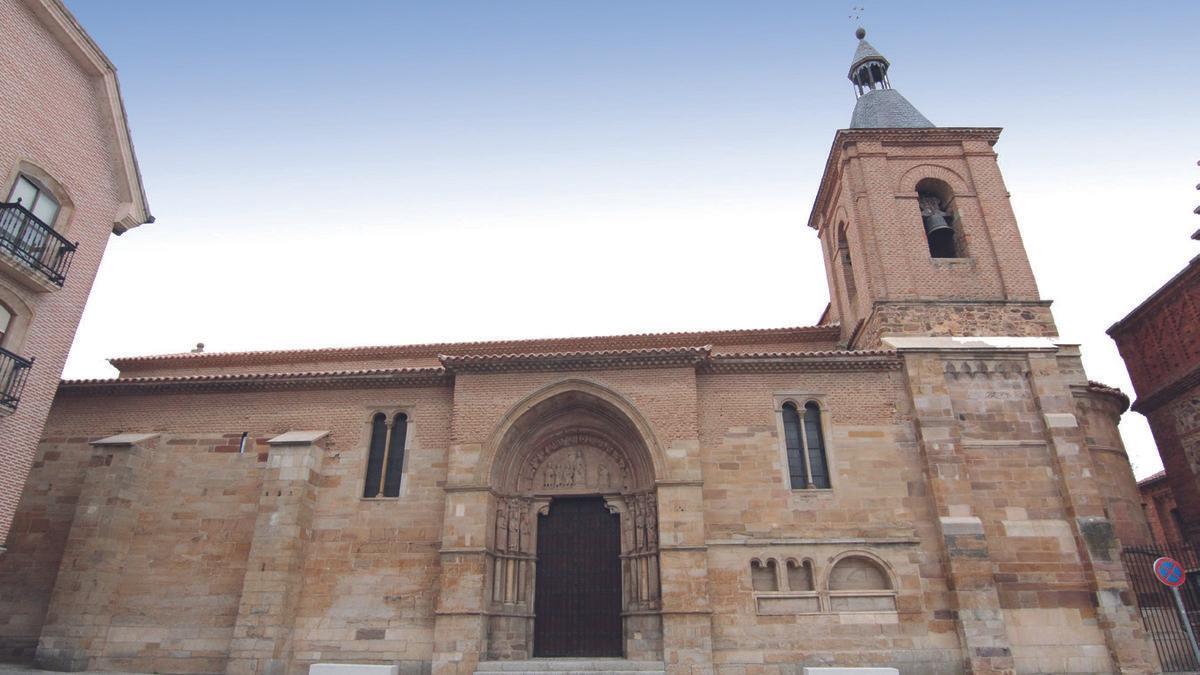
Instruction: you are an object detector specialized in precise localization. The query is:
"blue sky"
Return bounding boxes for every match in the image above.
[64,1,1200,477]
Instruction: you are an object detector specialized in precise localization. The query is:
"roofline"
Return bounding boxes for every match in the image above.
[806,127,1003,232]
[65,348,901,395]
[20,0,153,233]
[1107,253,1200,336]
[108,324,842,371]
[1138,470,1167,487]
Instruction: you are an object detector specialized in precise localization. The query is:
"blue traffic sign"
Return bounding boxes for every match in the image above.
[1155,556,1187,588]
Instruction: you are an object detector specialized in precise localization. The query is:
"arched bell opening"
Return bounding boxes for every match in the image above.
[483,386,662,661]
[915,177,965,259]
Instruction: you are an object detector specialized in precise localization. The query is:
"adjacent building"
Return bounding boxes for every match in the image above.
[1138,471,1186,548]
[1109,226,1200,545]
[0,0,152,551]
[0,28,1159,675]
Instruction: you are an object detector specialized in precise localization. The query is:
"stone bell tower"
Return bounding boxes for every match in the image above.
[809,28,1055,349]
[804,30,1159,675]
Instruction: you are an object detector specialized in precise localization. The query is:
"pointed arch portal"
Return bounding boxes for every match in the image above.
[483,384,662,660]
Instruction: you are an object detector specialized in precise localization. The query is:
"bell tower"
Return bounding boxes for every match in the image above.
[810,29,1055,348]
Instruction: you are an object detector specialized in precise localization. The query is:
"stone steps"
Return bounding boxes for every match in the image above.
[474,660,666,674]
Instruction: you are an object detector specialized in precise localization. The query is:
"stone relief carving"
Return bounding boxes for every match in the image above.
[525,443,627,493]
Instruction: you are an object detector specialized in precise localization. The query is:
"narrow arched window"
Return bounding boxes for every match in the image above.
[837,224,858,311]
[363,412,409,498]
[781,403,806,489]
[363,413,388,498]
[382,413,408,498]
[915,178,964,259]
[803,402,831,489]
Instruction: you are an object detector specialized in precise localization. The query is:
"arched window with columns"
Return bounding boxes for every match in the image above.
[363,411,408,498]
[780,399,832,490]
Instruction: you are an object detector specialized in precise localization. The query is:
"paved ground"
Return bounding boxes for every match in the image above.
[0,664,145,675]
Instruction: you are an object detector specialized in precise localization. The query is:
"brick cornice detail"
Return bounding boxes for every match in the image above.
[1131,361,1200,415]
[57,367,450,395]
[439,346,713,373]
[703,350,900,373]
[807,127,1004,232]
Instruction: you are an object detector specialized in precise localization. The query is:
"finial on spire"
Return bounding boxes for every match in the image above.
[845,29,934,129]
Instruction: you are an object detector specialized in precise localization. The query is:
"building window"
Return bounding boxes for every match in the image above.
[363,412,409,498]
[0,302,11,348]
[782,403,806,489]
[836,223,859,314]
[802,402,830,489]
[781,400,831,490]
[7,175,60,226]
[915,177,964,259]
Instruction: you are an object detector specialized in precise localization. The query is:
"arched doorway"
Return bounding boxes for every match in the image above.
[484,385,662,661]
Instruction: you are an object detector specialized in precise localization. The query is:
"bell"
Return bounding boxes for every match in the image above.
[922,211,953,237]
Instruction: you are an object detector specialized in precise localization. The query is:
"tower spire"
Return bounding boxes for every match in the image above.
[847,28,933,129]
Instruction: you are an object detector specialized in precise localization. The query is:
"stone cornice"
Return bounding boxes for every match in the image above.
[702,350,900,373]
[807,127,1003,232]
[439,346,712,373]
[57,367,450,395]
[20,0,152,232]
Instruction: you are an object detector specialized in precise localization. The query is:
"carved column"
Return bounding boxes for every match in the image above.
[35,433,158,672]
[226,431,327,675]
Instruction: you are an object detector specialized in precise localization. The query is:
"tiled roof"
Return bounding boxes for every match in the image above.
[1086,379,1131,410]
[59,367,449,394]
[439,346,713,372]
[108,324,841,372]
[1138,470,1167,486]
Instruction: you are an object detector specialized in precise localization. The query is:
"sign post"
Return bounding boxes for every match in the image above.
[1154,556,1200,665]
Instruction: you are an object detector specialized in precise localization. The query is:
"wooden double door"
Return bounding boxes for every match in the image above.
[533,497,623,657]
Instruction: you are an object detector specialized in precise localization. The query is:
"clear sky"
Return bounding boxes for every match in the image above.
[64,1,1200,478]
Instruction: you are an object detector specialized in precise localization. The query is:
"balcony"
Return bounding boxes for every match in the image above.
[0,202,77,289]
[0,346,33,414]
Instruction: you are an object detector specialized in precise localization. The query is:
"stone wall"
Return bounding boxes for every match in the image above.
[853,301,1058,350]
[0,385,451,675]
[0,352,1159,675]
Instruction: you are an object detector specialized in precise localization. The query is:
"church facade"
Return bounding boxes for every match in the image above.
[0,31,1159,675]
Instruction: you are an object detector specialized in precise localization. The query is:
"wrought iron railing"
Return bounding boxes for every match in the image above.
[0,346,33,413]
[0,202,77,287]
[1122,542,1200,672]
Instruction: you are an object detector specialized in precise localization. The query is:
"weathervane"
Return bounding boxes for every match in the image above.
[849,6,864,25]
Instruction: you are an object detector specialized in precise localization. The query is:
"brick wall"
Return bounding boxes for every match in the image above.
[0,0,141,546]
